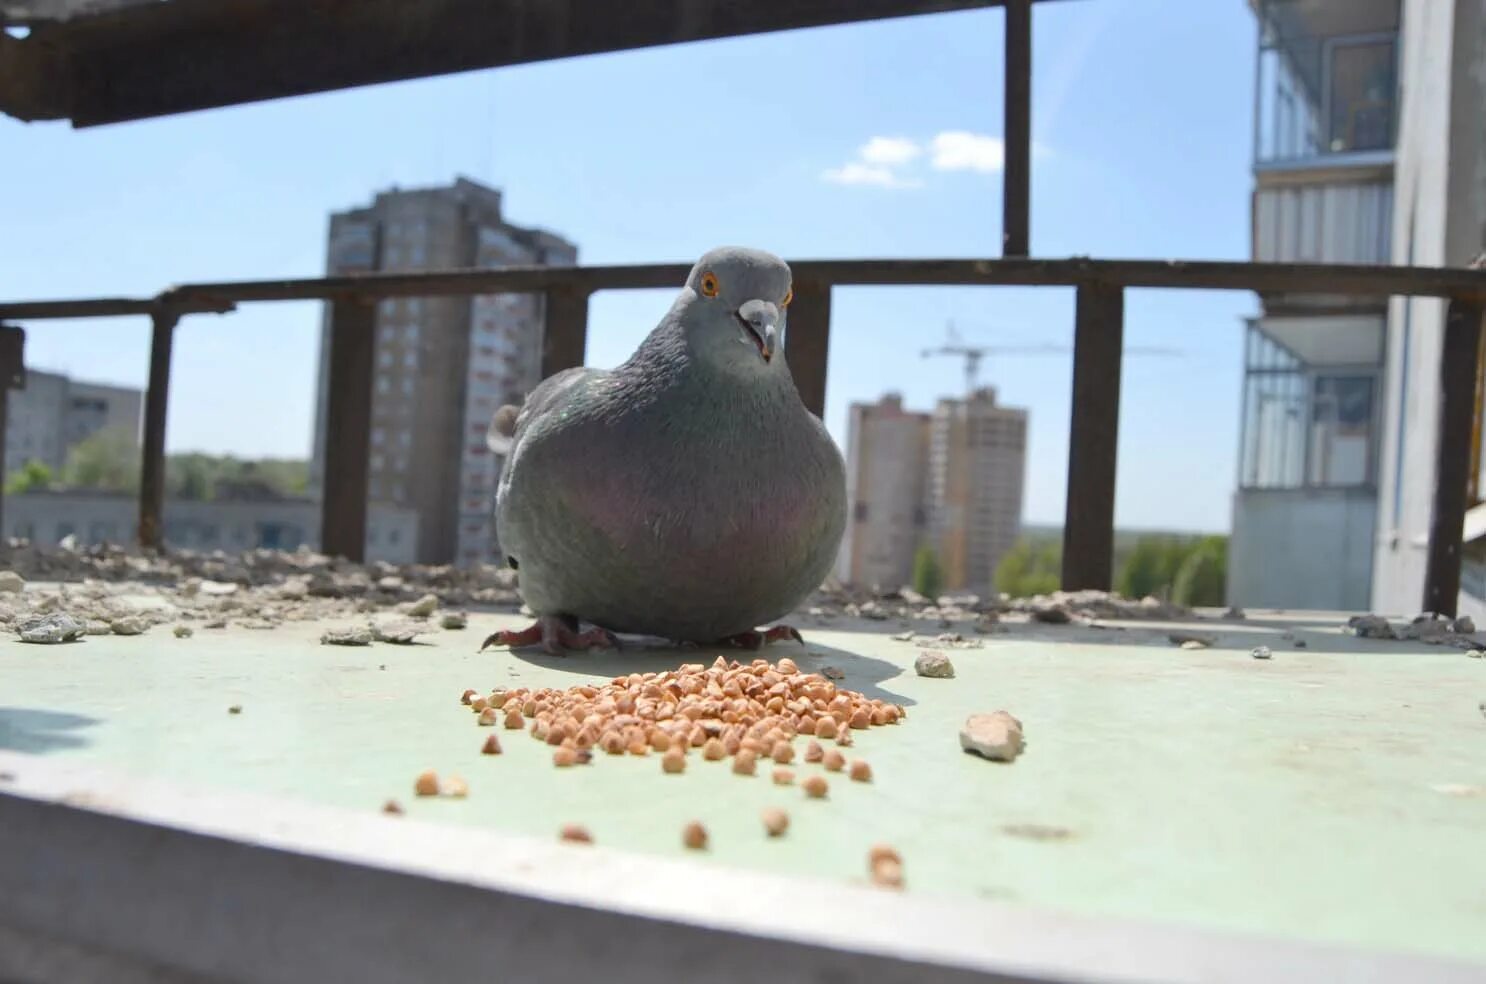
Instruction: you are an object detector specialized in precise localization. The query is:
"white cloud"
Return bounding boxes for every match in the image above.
[820,162,923,189]
[859,136,922,167]
[823,131,1050,189]
[930,131,1005,173]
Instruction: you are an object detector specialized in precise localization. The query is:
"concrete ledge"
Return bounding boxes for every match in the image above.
[2,753,1482,984]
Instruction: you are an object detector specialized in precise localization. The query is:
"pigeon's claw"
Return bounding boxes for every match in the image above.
[716,625,805,650]
[481,616,620,656]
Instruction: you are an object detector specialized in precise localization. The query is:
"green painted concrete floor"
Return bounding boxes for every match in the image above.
[2,609,1484,964]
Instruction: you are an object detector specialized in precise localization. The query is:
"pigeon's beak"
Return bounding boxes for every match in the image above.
[736,300,780,363]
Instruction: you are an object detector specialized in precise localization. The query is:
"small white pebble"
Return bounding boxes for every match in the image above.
[1251,646,1273,660]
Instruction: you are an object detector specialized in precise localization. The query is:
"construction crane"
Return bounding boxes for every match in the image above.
[920,321,1182,395]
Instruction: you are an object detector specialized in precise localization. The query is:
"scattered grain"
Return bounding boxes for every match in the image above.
[481,734,502,755]
[560,824,593,844]
[762,807,789,837]
[849,760,873,783]
[772,768,795,785]
[662,748,687,774]
[553,746,577,767]
[682,820,709,850]
[802,775,828,799]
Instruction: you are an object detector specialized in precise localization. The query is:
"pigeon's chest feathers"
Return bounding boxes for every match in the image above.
[564,384,826,554]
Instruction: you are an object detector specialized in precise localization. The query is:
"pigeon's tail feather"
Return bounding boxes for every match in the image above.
[487,403,521,456]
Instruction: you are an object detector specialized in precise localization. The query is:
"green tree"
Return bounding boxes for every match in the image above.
[912,545,944,600]
[995,537,1062,598]
[1171,536,1228,607]
[4,459,53,494]
[1116,537,1186,600]
[63,427,140,492]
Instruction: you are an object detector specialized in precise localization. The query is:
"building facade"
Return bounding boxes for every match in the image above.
[1229,0,1400,610]
[308,178,577,566]
[926,388,1028,599]
[1231,0,1486,615]
[836,389,1027,598]
[4,490,420,564]
[4,369,142,478]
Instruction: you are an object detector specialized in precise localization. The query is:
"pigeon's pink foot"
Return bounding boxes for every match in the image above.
[716,625,804,650]
[481,615,620,656]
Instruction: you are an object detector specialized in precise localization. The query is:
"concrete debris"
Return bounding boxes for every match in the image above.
[406,593,439,618]
[0,571,24,594]
[1346,614,1396,640]
[16,613,87,644]
[1169,632,1216,648]
[110,615,147,636]
[1468,649,1484,659]
[173,625,194,639]
[1222,607,1246,620]
[913,651,955,678]
[321,626,374,647]
[890,630,914,642]
[84,620,111,636]
[1453,615,1476,635]
[897,587,928,606]
[373,620,430,645]
[821,666,845,680]
[914,632,983,649]
[440,611,469,630]
[1401,613,1452,641]
[1250,645,1273,660]
[960,711,1024,763]
[1030,603,1072,624]
[1179,640,1206,651]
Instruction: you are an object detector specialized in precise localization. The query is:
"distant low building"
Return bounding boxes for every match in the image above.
[837,388,1028,598]
[4,369,142,477]
[5,490,420,564]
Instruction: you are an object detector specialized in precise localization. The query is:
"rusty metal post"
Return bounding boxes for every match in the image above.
[137,308,178,550]
[321,297,376,562]
[1062,284,1124,591]
[1423,298,1485,617]
[0,324,26,541]
[1002,0,1032,257]
[785,280,831,419]
[541,287,590,380]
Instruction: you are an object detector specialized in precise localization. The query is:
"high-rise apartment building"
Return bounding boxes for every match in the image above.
[836,388,1027,598]
[836,394,932,589]
[926,388,1028,599]
[1230,0,1486,616]
[309,178,577,565]
[3,369,142,478]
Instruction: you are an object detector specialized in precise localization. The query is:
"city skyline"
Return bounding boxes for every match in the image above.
[0,0,1256,534]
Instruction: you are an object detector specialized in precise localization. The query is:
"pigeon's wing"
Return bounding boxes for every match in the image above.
[487,367,600,456]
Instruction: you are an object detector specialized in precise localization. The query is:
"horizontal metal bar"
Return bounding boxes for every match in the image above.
[0,297,233,319]
[9,0,1059,127]
[3,258,1486,322]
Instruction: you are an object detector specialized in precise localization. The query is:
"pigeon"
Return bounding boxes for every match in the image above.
[481,246,846,654]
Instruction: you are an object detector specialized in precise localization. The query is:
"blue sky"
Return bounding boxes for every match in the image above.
[0,0,1257,532]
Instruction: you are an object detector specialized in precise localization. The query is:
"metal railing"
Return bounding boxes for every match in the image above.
[2,257,1484,614]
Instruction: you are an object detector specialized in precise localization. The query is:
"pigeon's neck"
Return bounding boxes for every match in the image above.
[620,316,799,412]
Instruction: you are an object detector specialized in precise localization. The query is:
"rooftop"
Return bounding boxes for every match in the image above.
[1,554,1483,980]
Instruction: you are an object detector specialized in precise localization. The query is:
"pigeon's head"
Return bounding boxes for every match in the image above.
[677,247,793,373]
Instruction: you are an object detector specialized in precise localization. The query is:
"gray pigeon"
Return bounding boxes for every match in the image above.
[482,246,846,654]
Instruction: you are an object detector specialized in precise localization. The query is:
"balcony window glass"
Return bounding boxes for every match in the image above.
[1239,322,1379,490]
[1255,1,1398,165]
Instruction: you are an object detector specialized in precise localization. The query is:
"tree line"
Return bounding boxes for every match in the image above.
[5,428,309,501]
[911,532,1228,607]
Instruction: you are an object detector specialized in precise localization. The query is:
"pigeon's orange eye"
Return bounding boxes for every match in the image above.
[700,272,720,297]
[782,287,793,307]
